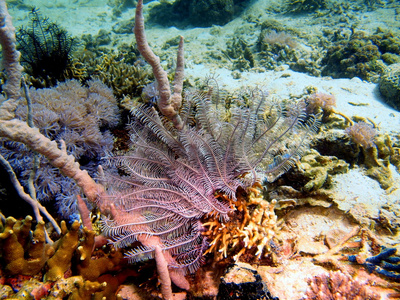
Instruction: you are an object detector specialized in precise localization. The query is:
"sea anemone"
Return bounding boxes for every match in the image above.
[345,122,377,149]
[307,92,336,114]
[263,30,298,49]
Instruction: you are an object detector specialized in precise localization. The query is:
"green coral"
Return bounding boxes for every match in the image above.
[370,29,400,56]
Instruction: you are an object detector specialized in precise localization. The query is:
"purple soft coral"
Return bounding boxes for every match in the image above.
[0,79,119,218]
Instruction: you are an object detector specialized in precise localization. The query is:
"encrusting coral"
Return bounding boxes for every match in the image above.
[321,30,384,81]
[378,62,400,110]
[223,37,255,72]
[290,149,349,192]
[285,0,328,14]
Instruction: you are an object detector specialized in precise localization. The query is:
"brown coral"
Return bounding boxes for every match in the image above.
[0,215,53,276]
[0,214,134,299]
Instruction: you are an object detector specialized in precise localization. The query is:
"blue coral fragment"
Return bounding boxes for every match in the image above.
[348,247,400,280]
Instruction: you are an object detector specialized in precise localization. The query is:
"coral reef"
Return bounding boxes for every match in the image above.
[311,130,360,164]
[345,123,395,190]
[223,37,255,71]
[107,0,136,17]
[91,53,152,103]
[257,29,300,71]
[188,0,235,27]
[286,149,349,192]
[2,0,399,298]
[99,75,318,293]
